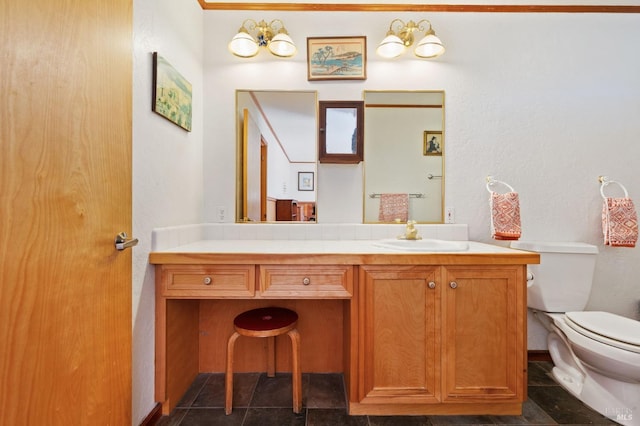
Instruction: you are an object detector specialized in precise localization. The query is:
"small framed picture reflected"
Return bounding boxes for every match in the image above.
[298,172,314,191]
[423,131,443,156]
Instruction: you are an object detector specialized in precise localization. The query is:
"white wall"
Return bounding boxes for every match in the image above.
[132,0,203,423]
[203,11,640,344]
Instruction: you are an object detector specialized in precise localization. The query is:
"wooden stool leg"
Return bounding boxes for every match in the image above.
[287,328,302,413]
[225,331,240,415]
[267,336,275,377]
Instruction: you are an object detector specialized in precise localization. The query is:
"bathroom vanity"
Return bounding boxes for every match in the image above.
[149,239,538,416]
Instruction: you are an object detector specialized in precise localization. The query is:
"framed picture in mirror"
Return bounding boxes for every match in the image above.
[318,101,364,164]
[423,131,443,156]
[298,172,314,191]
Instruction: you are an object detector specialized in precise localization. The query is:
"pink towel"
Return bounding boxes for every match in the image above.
[490,191,521,240]
[602,197,638,247]
[378,193,409,222]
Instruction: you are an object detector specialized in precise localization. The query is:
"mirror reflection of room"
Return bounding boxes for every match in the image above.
[363,91,444,223]
[236,90,317,222]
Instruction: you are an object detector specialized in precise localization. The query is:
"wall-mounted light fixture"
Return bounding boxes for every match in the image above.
[376,19,445,59]
[228,19,296,58]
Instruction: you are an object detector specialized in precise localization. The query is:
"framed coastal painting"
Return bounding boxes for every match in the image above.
[307,36,367,81]
[423,131,443,156]
[152,52,193,131]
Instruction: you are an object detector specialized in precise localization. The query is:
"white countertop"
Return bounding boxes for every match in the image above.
[153,239,525,255]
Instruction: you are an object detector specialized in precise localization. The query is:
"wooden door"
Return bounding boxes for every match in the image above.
[242,109,261,222]
[441,266,526,402]
[260,139,268,221]
[359,266,441,405]
[0,1,132,424]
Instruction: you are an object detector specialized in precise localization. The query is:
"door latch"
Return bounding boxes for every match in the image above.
[115,232,139,251]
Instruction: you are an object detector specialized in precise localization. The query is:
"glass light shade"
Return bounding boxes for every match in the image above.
[414,34,445,58]
[228,32,259,58]
[268,33,297,57]
[376,34,405,59]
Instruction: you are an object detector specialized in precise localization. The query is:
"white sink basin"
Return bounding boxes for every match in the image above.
[374,239,469,252]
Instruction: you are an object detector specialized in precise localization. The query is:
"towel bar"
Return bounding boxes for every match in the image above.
[486,176,515,193]
[599,176,629,199]
[369,193,424,198]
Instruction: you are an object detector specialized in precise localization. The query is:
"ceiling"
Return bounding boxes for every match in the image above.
[251,91,317,163]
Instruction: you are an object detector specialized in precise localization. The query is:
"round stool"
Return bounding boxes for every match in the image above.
[225,307,301,415]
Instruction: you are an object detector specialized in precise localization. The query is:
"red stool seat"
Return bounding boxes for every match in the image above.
[234,307,298,334]
[225,307,301,415]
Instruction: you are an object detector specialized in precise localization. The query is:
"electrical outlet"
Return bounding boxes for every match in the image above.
[216,206,227,222]
[445,206,455,224]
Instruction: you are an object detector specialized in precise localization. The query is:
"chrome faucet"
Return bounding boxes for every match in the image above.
[399,220,422,240]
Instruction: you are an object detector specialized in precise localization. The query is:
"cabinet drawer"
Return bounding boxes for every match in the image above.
[259,265,353,298]
[160,265,255,297]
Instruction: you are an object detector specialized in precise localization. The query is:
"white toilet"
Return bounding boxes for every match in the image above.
[510,241,640,426]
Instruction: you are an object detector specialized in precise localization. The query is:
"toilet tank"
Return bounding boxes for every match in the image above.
[510,241,598,312]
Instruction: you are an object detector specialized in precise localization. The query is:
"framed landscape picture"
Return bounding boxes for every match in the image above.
[307,36,366,81]
[152,52,193,131]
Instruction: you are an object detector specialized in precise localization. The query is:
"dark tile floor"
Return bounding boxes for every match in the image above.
[156,362,619,425]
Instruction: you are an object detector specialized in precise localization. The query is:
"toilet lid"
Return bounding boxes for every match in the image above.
[566,311,640,352]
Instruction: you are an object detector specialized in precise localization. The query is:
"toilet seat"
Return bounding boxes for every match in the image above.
[565,311,640,354]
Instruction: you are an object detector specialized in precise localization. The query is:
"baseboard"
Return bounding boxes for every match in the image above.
[139,403,162,426]
[528,350,552,362]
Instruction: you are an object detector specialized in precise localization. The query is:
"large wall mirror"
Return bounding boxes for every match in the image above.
[236,90,318,222]
[363,91,445,223]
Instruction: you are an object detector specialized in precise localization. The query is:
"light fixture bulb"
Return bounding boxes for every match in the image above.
[376,34,405,59]
[414,33,445,59]
[268,32,297,57]
[228,31,259,58]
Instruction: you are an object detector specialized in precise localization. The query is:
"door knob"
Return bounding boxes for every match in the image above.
[115,232,139,250]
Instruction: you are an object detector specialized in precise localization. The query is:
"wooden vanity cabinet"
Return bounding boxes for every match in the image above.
[358,266,441,407]
[355,264,526,415]
[150,245,536,417]
[441,266,525,403]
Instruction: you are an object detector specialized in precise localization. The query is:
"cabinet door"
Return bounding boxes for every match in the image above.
[442,266,525,402]
[359,265,441,404]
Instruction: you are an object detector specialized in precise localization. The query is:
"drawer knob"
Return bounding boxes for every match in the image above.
[428,281,436,289]
[203,276,212,285]
[449,281,458,289]
[302,277,311,285]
